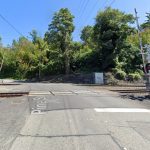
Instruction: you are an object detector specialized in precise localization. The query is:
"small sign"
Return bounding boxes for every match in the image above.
[94,73,104,84]
[146,63,150,74]
[145,45,150,62]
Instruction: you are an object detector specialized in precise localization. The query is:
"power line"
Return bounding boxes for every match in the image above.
[76,0,109,33]
[80,0,90,20]
[75,0,116,40]
[77,0,116,31]
[103,0,110,7]
[108,0,116,7]
[78,0,87,16]
[76,0,91,32]
[84,0,104,26]
[0,13,24,37]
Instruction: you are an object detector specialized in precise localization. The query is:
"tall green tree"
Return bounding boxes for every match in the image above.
[0,37,4,73]
[0,37,6,75]
[141,13,150,29]
[127,28,150,47]
[81,25,94,47]
[94,7,134,71]
[30,30,39,44]
[45,8,75,74]
[12,37,38,78]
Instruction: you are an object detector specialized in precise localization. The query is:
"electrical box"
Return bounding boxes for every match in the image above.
[94,72,104,84]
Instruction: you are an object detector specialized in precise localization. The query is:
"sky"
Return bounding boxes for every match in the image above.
[0,0,149,46]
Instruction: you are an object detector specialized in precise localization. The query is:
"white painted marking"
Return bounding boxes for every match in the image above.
[37,108,46,110]
[36,106,46,108]
[31,110,45,115]
[74,90,92,93]
[73,90,99,95]
[29,91,51,95]
[52,91,75,95]
[94,108,150,113]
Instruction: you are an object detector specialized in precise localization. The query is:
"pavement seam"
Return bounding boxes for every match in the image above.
[49,91,55,96]
[109,133,124,150]
[127,121,150,141]
[29,114,44,150]
[63,97,77,150]
[8,96,30,150]
[66,97,86,150]
[18,133,110,138]
[131,127,150,142]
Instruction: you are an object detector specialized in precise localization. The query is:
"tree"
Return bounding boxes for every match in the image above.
[35,38,49,79]
[81,26,94,47]
[45,8,75,74]
[93,7,135,71]
[30,30,39,44]
[127,28,150,47]
[0,37,4,73]
[0,49,4,73]
[13,37,38,79]
[141,13,150,29]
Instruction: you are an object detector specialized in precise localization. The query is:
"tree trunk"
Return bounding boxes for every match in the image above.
[0,57,4,72]
[64,32,70,75]
[65,51,70,75]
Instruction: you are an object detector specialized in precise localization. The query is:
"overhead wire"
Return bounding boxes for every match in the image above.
[76,0,116,36]
[79,0,91,20]
[76,0,107,35]
[108,0,116,7]
[77,0,87,16]
[85,0,115,25]
[0,13,24,37]
[84,0,114,26]
[75,0,91,35]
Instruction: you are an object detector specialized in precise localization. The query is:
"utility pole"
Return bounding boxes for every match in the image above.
[144,44,150,91]
[134,8,147,74]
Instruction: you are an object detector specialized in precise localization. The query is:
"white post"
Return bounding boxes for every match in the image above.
[145,45,150,90]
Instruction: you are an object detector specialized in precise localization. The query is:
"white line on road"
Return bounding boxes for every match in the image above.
[31,110,45,115]
[94,108,150,113]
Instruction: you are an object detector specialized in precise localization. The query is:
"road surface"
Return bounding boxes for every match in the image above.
[0,83,150,150]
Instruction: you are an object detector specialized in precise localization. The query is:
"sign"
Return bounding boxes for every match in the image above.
[146,63,150,73]
[94,73,104,84]
[145,44,150,62]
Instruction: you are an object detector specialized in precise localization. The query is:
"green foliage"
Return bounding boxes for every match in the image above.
[127,28,150,47]
[45,8,75,74]
[0,7,148,80]
[105,72,118,85]
[141,13,150,29]
[94,7,135,70]
[0,47,17,78]
[73,46,100,72]
[114,69,126,80]
[128,72,142,81]
[81,26,94,47]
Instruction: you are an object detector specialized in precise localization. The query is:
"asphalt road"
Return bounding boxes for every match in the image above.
[1,83,150,150]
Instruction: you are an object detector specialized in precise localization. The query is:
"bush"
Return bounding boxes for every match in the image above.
[128,72,142,81]
[105,72,118,85]
[114,69,126,80]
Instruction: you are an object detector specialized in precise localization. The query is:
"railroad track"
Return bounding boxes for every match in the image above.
[110,89,149,93]
[0,92,29,97]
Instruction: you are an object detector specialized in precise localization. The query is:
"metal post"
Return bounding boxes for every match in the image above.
[145,45,150,91]
[134,8,147,74]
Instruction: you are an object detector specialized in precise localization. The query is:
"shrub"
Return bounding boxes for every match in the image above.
[128,72,142,81]
[105,72,118,85]
[115,69,126,80]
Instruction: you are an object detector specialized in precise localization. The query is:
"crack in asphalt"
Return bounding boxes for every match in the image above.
[18,133,110,139]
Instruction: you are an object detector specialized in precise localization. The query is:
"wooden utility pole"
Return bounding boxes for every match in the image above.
[134,8,147,74]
